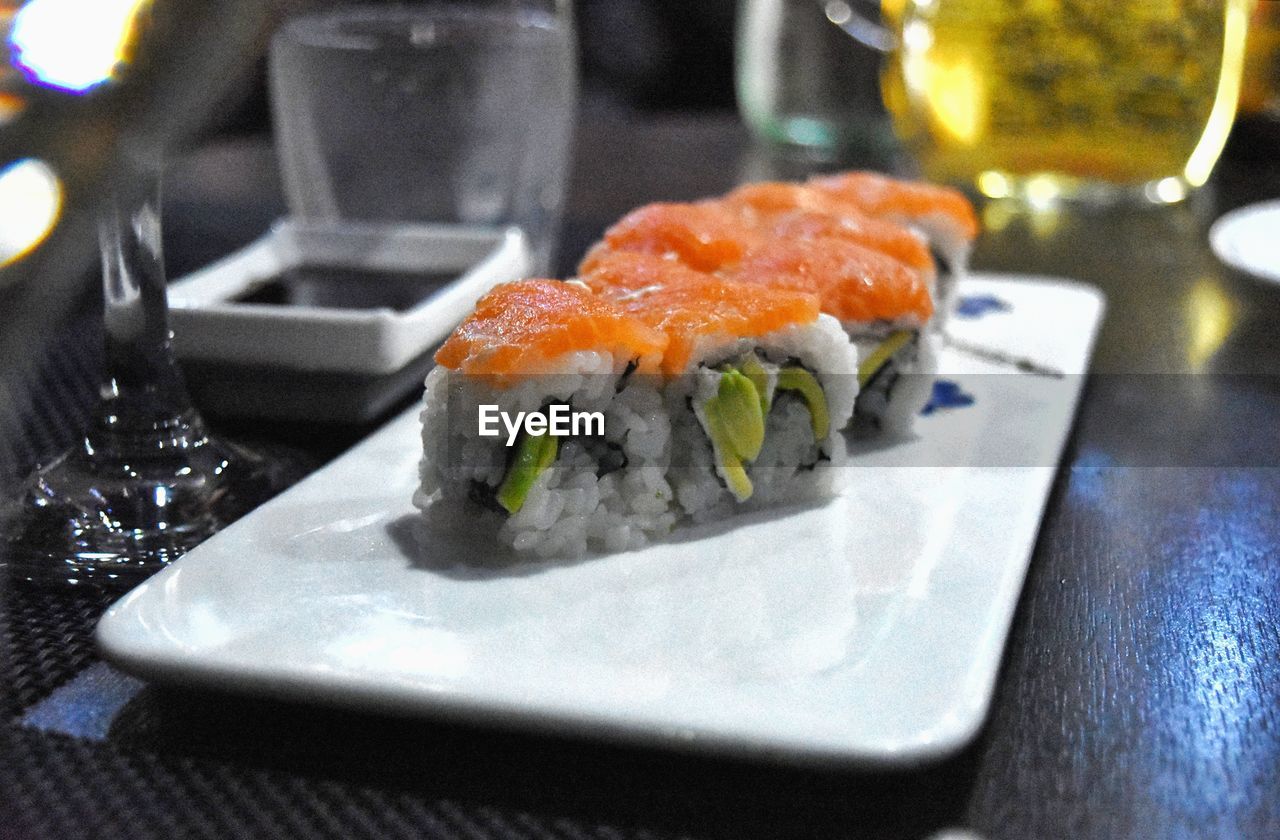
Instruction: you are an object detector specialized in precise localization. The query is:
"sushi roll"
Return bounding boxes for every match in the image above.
[581,251,858,521]
[416,279,676,557]
[579,189,941,438]
[807,171,979,320]
[725,236,938,437]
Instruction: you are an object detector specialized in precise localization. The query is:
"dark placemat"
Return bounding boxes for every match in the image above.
[2,587,116,719]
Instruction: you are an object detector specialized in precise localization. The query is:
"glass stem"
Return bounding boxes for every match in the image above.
[91,174,206,455]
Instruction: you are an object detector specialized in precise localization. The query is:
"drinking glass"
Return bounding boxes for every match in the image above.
[878,0,1253,204]
[1,0,288,588]
[269,0,578,273]
[735,0,900,165]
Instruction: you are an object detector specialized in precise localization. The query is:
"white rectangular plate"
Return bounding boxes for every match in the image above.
[98,274,1104,766]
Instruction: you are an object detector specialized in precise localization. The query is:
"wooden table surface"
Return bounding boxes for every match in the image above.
[5,111,1280,840]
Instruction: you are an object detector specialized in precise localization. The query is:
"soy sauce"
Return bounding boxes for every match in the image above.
[233,266,455,312]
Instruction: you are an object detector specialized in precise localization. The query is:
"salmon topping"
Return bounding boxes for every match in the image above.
[580,202,760,274]
[807,171,979,241]
[434,279,667,379]
[727,237,935,325]
[720,183,936,274]
[581,251,821,376]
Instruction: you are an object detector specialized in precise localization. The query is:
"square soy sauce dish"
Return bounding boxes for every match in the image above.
[168,220,530,423]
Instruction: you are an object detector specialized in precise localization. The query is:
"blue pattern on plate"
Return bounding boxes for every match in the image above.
[921,379,976,416]
[955,294,1012,318]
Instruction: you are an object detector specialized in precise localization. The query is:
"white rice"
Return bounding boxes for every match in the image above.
[415,352,676,559]
[846,325,940,438]
[665,314,857,521]
[903,213,971,327]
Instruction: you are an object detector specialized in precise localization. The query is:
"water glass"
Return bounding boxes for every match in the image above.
[736,0,899,166]
[270,1,577,272]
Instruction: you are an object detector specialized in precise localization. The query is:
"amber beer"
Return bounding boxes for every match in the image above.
[1240,0,1280,118]
[882,0,1253,203]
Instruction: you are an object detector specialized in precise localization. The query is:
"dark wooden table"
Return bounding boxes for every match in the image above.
[3,111,1280,840]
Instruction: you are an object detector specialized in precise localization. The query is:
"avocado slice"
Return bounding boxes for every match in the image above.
[776,366,830,440]
[702,368,766,501]
[857,330,913,387]
[737,355,772,415]
[714,448,753,501]
[706,369,766,461]
[496,431,559,514]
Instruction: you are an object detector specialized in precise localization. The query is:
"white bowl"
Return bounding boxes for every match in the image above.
[167,219,530,423]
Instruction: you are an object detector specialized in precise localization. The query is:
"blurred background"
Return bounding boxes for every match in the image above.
[133,0,1280,168]
[154,0,742,136]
